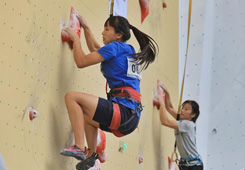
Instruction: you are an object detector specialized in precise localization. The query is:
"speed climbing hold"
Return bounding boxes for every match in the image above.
[61,6,81,48]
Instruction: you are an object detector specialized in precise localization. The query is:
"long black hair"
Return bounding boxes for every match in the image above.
[104,16,158,70]
[182,100,200,123]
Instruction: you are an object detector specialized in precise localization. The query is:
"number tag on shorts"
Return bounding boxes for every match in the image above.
[127,58,142,80]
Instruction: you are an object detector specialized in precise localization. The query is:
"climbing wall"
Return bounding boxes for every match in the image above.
[180,0,245,169]
[0,0,178,170]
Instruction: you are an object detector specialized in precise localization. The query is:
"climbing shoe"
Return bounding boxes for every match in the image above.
[60,144,88,160]
[76,152,99,170]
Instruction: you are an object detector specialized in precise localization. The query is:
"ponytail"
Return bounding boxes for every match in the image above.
[105,16,158,70]
[130,25,158,70]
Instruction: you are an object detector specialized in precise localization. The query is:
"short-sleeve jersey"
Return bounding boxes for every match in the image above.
[175,120,199,159]
[97,41,141,117]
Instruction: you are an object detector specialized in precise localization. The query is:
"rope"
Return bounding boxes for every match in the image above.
[172,0,193,163]
[110,0,114,16]
[177,0,192,114]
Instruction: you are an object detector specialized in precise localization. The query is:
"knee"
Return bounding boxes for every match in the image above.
[65,91,77,103]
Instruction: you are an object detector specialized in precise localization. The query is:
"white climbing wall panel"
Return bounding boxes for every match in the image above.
[180,0,245,169]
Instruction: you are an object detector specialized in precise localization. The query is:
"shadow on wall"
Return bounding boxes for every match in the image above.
[57,43,75,100]
[44,43,78,170]
[152,108,163,170]
[46,105,74,170]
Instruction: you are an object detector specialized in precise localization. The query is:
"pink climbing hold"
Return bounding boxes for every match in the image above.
[61,6,81,48]
[153,79,165,109]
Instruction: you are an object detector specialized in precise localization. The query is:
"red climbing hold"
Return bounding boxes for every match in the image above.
[139,0,150,23]
[29,107,38,120]
[162,2,167,8]
[138,155,144,164]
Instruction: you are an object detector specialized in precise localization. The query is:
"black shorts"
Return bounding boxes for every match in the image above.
[93,97,140,137]
[179,165,203,170]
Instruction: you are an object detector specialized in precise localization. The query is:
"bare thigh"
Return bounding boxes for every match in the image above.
[65,91,100,127]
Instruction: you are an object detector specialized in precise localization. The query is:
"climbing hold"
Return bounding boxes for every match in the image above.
[162,2,167,8]
[139,0,149,23]
[123,143,127,150]
[96,129,107,163]
[212,128,217,134]
[168,156,178,170]
[61,6,81,48]
[88,159,101,170]
[119,141,127,152]
[138,155,144,164]
[153,79,165,109]
[29,107,38,120]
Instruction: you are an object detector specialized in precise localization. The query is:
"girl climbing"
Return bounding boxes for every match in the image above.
[155,84,203,170]
[60,12,158,170]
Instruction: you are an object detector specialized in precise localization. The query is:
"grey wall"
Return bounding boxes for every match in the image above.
[180,0,245,169]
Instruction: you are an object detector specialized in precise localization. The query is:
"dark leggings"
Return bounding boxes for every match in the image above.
[179,165,203,170]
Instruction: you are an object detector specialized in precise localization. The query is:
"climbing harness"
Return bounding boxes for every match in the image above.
[106,84,143,137]
[107,86,143,112]
[179,154,203,167]
[106,82,143,113]
[108,86,141,102]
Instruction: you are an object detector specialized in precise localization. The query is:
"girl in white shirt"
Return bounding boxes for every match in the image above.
[156,85,203,170]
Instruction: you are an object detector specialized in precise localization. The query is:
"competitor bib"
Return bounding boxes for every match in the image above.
[127,58,142,80]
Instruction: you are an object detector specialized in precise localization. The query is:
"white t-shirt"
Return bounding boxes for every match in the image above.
[175,120,199,159]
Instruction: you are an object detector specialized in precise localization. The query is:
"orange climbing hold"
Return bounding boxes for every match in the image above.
[168,156,178,170]
[61,6,81,48]
[96,129,107,163]
[139,0,149,23]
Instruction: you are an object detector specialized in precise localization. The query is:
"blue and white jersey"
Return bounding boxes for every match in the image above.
[97,41,142,117]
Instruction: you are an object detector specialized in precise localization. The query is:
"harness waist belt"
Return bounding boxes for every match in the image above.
[179,155,203,166]
[109,86,141,103]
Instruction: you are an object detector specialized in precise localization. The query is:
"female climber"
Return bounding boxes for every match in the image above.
[155,84,203,170]
[60,13,158,170]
